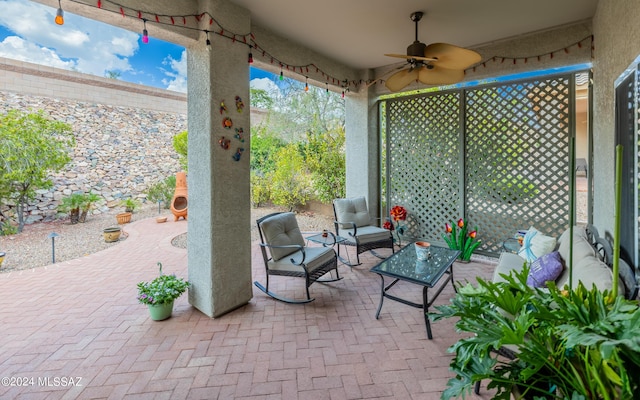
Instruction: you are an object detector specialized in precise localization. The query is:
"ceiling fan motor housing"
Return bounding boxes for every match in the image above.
[407,41,427,59]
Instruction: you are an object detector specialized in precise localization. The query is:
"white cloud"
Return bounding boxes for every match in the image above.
[0,36,76,70]
[162,50,187,93]
[0,0,136,77]
[250,77,280,96]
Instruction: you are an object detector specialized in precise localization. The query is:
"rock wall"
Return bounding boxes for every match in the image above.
[0,91,186,223]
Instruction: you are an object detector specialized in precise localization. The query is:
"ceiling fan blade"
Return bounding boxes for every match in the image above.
[384,53,438,62]
[385,68,420,92]
[424,43,481,70]
[418,65,464,85]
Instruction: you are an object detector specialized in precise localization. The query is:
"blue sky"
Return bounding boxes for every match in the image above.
[0,0,277,93]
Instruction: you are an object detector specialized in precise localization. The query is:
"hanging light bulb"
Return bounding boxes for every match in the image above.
[54,0,64,25]
[305,77,309,92]
[205,30,211,46]
[341,90,345,98]
[279,70,284,81]
[141,19,149,44]
[248,46,254,64]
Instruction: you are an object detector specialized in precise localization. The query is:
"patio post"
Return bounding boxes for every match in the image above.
[186,1,253,318]
[345,86,382,217]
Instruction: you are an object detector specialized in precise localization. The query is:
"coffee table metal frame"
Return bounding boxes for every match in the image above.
[370,242,460,339]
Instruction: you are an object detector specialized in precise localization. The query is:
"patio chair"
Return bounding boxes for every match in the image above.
[332,196,394,266]
[254,212,342,304]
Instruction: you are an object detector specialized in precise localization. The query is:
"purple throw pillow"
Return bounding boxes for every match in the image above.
[527,251,564,288]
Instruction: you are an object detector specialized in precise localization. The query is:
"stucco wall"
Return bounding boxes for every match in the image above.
[592,0,640,233]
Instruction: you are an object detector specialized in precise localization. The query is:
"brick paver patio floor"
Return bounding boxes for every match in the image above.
[0,216,495,399]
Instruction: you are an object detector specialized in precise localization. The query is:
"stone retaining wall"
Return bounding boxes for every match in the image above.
[0,90,186,223]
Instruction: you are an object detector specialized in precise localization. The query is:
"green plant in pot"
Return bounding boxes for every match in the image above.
[137,262,189,321]
[430,266,640,399]
[120,197,141,213]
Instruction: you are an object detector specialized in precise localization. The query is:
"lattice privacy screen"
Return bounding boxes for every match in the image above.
[385,74,574,255]
[386,93,462,243]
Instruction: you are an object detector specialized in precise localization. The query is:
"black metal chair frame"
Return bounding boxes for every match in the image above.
[254,212,342,304]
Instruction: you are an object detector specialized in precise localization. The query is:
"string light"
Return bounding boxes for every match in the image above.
[341,91,345,99]
[304,77,309,92]
[279,70,284,81]
[248,46,253,64]
[55,0,64,25]
[63,0,406,92]
[141,19,149,44]
[205,30,211,46]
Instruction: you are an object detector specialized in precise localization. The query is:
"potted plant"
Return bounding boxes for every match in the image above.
[120,197,141,213]
[442,218,481,262]
[116,198,140,224]
[137,262,189,321]
[430,267,640,399]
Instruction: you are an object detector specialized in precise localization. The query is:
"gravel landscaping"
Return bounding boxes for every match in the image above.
[0,204,335,273]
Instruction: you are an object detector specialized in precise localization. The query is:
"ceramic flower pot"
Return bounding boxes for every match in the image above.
[103,227,121,243]
[147,300,174,321]
[0,252,5,268]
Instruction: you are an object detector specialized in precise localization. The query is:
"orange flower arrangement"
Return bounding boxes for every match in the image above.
[385,205,407,246]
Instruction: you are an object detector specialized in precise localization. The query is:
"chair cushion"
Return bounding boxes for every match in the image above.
[260,213,305,261]
[334,197,371,228]
[557,226,595,263]
[526,251,564,288]
[338,225,391,244]
[493,252,527,284]
[556,254,618,292]
[267,246,335,273]
[517,226,556,263]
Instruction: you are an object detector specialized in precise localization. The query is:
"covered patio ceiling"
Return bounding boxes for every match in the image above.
[227,0,597,71]
[34,0,597,74]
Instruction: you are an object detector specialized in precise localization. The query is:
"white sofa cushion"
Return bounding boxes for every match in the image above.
[518,226,556,262]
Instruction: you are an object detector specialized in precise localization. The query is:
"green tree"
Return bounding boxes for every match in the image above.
[250,88,274,110]
[304,127,346,202]
[0,110,75,232]
[250,127,285,174]
[269,144,312,210]
[172,130,188,171]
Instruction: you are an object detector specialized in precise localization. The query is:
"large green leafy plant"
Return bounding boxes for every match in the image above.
[430,267,640,399]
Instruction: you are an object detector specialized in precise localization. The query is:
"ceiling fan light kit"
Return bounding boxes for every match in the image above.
[384,11,481,92]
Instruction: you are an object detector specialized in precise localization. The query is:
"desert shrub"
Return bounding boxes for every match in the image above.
[250,172,271,207]
[269,144,312,211]
[147,175,176,209]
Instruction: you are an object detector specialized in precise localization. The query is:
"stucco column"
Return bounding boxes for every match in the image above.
[345,86,381,218]
[186,1,252,317]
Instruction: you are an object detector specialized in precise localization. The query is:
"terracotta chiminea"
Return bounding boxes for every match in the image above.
[170,171,188,221]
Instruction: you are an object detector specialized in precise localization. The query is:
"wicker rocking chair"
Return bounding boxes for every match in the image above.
[254,212,342,304]
[332,197,394,266]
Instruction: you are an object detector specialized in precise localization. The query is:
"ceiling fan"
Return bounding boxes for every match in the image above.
[384,11,481,92]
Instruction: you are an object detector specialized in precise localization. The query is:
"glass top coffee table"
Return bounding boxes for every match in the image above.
[370,242,460,339]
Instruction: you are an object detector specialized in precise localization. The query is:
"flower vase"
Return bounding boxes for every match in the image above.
[147,300,174,321]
